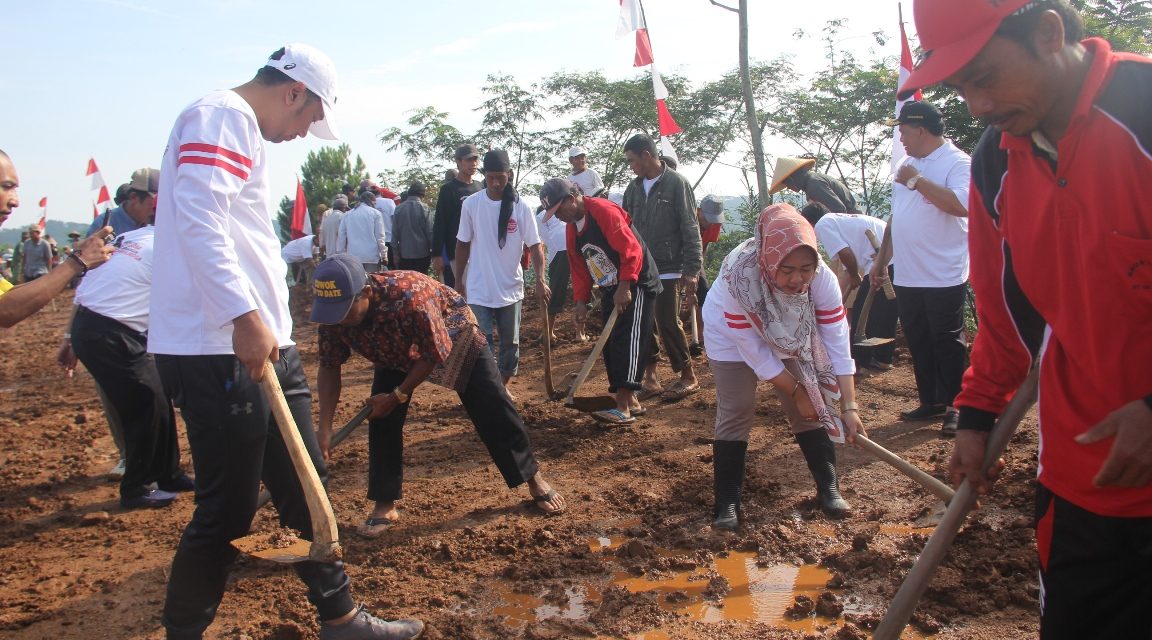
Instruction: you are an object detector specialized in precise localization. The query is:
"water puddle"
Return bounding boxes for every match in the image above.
[493,531,933,638]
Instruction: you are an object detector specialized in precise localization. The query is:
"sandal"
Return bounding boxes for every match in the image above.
[636,386,664,401]
[662,381,700,401]
[591,408,636,425]
[531,489,566,515]
[629,405,647,417]
[357,516,397,538]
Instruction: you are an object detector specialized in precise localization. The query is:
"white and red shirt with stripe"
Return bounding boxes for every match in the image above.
[702,259,854,380]
[149,90,294,355]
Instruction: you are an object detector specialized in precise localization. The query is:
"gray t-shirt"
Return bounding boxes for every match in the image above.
[21,239,52,278]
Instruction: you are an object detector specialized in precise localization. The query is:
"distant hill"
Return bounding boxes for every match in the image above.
[0,220,93,250]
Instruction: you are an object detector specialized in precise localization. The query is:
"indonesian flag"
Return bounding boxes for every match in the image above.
[617,0,654,67]
[892,9,923,174]
[37,198,47,231]
[86,158,112,216]
[290,178,310,239]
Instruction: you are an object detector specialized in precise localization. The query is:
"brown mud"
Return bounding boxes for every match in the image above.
[0,288,1040,639]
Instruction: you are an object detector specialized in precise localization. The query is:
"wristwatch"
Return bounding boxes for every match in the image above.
[906,175,923,191]
[391,387,409,403]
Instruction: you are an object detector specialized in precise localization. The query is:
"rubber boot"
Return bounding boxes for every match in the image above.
[712,440,748,530]
[795,428,851,518]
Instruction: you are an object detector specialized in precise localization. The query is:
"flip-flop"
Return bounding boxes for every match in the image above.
[629,405,647,417]
[636,386,664,401]
[357,517,397,538]
[662,381,700,401]
[531,489,566,516]
[591,408,636,425]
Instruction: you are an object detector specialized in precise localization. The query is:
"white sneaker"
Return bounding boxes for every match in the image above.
[108,459,126,480]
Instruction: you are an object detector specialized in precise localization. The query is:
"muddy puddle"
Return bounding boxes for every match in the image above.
[492,528,934,638]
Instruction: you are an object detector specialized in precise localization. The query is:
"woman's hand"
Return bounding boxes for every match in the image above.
[841,409,865,444]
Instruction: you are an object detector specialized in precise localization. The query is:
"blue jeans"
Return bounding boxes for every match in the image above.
[470,301,521,377]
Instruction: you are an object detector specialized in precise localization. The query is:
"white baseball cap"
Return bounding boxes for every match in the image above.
[265,43,341,140]
[568,146,587,158]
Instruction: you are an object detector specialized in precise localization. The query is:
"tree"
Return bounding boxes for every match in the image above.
[473,74,560,192]
[276,144,368,242]
[1073,0,1152,53]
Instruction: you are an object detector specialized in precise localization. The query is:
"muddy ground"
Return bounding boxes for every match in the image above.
[0,287,1041,639]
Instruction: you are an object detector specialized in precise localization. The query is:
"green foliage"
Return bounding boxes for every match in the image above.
[276,144,368,242]
[1073,0,1152,53]
[474,74,560,192]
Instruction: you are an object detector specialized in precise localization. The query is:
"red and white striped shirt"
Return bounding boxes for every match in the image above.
[149,90,293,355]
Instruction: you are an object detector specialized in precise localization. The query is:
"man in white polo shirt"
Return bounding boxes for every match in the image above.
[148,44,423,640]
[567,146,604,197]
[872,100,970,435]
[453,149,549,398]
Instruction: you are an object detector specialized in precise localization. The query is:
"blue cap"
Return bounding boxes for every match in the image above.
[310,254,367,324]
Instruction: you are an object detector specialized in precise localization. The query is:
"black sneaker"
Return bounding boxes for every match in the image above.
[941,411,959,437]
[120,489,177,510]
[900,404,948,421]
[320,605,424,640]
[158,473,195,493]
[689,343,704,358]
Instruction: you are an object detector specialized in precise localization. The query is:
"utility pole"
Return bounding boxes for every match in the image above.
[710,0,769,207]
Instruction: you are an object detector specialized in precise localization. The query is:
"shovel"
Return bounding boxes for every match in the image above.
[865,228,896,301]
[851,285,893,349]
[563,305,620,412]
[254,404,374,510]
[231,360,342,564]
[542,309,577,401]
[855,434,955,503]
[873,366,1039,640]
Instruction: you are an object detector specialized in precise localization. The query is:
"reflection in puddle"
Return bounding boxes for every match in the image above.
[494,533,933,638]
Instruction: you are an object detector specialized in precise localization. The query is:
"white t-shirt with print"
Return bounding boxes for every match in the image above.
[569,168,604,196]
[76,226,155,333]
[890,140,971,287]
[457,190,541,307]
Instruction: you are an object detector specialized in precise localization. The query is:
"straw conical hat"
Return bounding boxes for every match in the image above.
[769,157,816,194]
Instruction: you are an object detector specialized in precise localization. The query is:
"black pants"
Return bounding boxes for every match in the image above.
[546,252,571,318]
[366,346,539,503]
[848,270,898,364]
[157,348,353,639]
[71,306,180,499]
[1035,484,1152,639]
[398,256,432,275]
[894,283,967,407]
[602,286,656,392]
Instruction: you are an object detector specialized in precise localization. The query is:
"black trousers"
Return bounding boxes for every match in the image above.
[366,346,539,503]
[398,256,432,275]
[848,270,898,364]
[71,306,180,499]
[602,286,656,393]
[894,283,967,407]
[157,348,353,639]
[1036,484,1152,639]
[546,252,571,318]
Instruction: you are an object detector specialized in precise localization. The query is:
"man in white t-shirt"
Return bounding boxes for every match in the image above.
[873,100,970,434]
[148,44,423,640]
[281,234,319,285]
[454,149,550,396]
[567,146,605,197]
[318,194,349,258]
[801,201,897,369]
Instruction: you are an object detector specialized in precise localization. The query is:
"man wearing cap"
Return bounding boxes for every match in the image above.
[432,144,482,288]
[21,226,52,282]
[567,146,605,197]
[899,1,1152,636]
[453,149,549,397]
[86,183,138,238]
[391,181,433,274]
[539,178,661,424]
[870,100,970,435]
[801,201,897,370]
[770,157,861,215]
[336,190,388,273]
[147,45,423,640]
[312,255,565,535]
[621,133,702,401]
[319,194,350,259]
[57,167,195,510]
[689,194,727,355]
[0,148,114,328]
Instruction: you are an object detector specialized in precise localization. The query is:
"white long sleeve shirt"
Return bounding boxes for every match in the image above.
[703,256,855,379]
[337,203,387,263]
[149,90,294,355]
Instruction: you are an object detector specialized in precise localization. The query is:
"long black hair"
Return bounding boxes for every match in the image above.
[497,171,519,249]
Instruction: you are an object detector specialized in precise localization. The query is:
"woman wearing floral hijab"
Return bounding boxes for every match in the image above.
[702,203,865,528]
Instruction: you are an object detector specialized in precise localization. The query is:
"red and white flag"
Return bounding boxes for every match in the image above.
[86,158,112,216]
[37,198,47,231]
[617,0,680,160]
[290,178,310,239]
[893,7,923,174]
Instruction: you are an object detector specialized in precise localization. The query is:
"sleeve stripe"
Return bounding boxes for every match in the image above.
[178,143,253,168]
[178,156,250,181]
[816,306,844,317]
[817,309,846,324]
[727,321,753,329]
[723,312,746,320]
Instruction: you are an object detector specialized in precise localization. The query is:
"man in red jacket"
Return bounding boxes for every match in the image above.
[899,1,1152,637]
[539,178,662,425]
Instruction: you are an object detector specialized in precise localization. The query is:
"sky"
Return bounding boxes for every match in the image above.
[3,0,915,228]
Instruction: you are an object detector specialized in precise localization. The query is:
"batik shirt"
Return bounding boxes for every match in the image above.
[318,270,486,392]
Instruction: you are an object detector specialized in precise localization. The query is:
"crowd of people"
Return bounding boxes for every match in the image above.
[0,1,1148,638]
